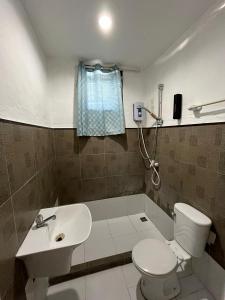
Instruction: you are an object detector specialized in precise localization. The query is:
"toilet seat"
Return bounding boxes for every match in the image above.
[132,239,177,277]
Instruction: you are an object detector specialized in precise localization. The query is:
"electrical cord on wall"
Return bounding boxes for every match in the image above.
[137,122,160,187]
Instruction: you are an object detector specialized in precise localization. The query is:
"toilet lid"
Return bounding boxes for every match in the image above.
[132,239,177,276]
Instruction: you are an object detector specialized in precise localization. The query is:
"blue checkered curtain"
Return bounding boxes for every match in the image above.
[76,62,125,136]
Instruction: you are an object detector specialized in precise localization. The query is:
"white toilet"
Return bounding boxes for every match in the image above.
[132,203,212,300]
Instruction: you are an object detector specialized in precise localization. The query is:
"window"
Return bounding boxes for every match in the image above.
[76,63,125,136]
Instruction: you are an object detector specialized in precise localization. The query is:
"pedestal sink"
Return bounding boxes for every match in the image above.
[16,203,92,278]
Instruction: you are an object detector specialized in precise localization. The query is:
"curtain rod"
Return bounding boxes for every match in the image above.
[79,64,140,73]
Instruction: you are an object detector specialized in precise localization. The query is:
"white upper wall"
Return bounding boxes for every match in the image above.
[48,2,225,129]
[0,0,50,127]
[143,2,225,127]
[2,0,225,129]
[47,59,75,128]
[47,58,146,128]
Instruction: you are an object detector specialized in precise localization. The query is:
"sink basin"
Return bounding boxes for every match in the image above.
[16,203,92,278]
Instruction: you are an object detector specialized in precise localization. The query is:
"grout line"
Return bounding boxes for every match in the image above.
[106,218,114,239]
[84,238,87,263]
[84,273,87,300]
[1,125,20,247]
[9,197,19,247]
[128,214,139,233]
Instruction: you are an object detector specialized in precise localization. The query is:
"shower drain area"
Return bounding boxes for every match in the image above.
[55,233,65,242]
[50,213,168,285]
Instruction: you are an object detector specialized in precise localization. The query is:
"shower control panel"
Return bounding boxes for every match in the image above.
[133,102,145,121]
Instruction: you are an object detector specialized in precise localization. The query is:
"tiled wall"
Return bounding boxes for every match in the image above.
[54,129,145,205]
[144,124,225,269]
[2,120,225,298]
[0,120,56,300]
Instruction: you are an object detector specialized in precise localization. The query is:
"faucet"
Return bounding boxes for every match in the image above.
[34,214,56,229]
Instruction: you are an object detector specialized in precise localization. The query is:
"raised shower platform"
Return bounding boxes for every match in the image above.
[48,194,216,300]
[50,194,178,285]
[50,211,167,285]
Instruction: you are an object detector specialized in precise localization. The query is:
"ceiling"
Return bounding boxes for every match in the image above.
[21,0,215,68]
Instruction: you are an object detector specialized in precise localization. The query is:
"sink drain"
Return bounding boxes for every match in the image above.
[55,233,65,242]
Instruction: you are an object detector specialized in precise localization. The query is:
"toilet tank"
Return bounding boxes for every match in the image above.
[174,203,212,257]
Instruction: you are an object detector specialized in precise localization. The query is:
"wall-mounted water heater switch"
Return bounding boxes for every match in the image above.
[133,102,145,121]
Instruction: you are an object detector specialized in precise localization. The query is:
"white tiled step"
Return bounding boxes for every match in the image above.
[108,216,137,237]
[72,213,166,265]
[47,264,215,300]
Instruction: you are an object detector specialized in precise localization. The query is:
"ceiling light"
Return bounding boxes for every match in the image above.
[98,14,112,33]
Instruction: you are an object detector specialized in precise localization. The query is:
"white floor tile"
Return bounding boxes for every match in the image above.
[87,220,111,242]
[47,277,85,300]
[84,237,116,262]
[137,227,166,241]
[129,213,156,232]
[71,244,85,266]
[113,233,140,254]
[179,275,204,297]
[48,213,215,300]
[122,263,141,288]
[108,216,137,237]
[85,267,130,300]
[128,285,145,300]
[195,289,215,300]
[177,293,198,300]
[177,289,215,300]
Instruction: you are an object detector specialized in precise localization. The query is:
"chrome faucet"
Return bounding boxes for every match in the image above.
[34,214,56,229]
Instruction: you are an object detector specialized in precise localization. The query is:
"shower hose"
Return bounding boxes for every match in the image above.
[137,122,160,187]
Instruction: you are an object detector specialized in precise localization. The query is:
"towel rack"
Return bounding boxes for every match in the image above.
[188,99,225,112]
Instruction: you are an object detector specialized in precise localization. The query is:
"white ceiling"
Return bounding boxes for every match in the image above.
[21,0,215,68]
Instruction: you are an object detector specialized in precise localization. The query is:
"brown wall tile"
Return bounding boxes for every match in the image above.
[2,123,36,193]
[127,152,144,175]
[0,120,56,300]
[146,123,225,270]
[106,175,144,198]
[79,136,104,154]
[0,124,10,206]
[0,199,17,299]
[81,178,107,201]
[55,129,145,205]
[12,176,40,246]
[105,134,128,153]
[39,162,57,208]
[218,151,225,174]
[81,154,105,179]
[211,174,225,220]
[105,153,128,176]
[56,156,81,180]
[54,129,79,157]
[33,128,54,169]
[58,179,82,205]
[127,129,139,152]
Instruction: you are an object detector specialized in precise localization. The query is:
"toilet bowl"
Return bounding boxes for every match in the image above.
[132,239,183,300]
[132,203,212,300]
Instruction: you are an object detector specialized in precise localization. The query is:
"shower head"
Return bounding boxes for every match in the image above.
[141,106,161,121]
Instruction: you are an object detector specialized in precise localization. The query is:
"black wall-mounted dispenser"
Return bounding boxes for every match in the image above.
[173,94,182,119]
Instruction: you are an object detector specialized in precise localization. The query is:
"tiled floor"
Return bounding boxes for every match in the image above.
[48,213,215,299]
[47,264,215,300]
[72,213,166,264]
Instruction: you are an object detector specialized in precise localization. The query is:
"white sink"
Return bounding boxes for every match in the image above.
[16,203,92,278]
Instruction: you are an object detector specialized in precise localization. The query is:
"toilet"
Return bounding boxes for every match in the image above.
[132,203,212,300]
